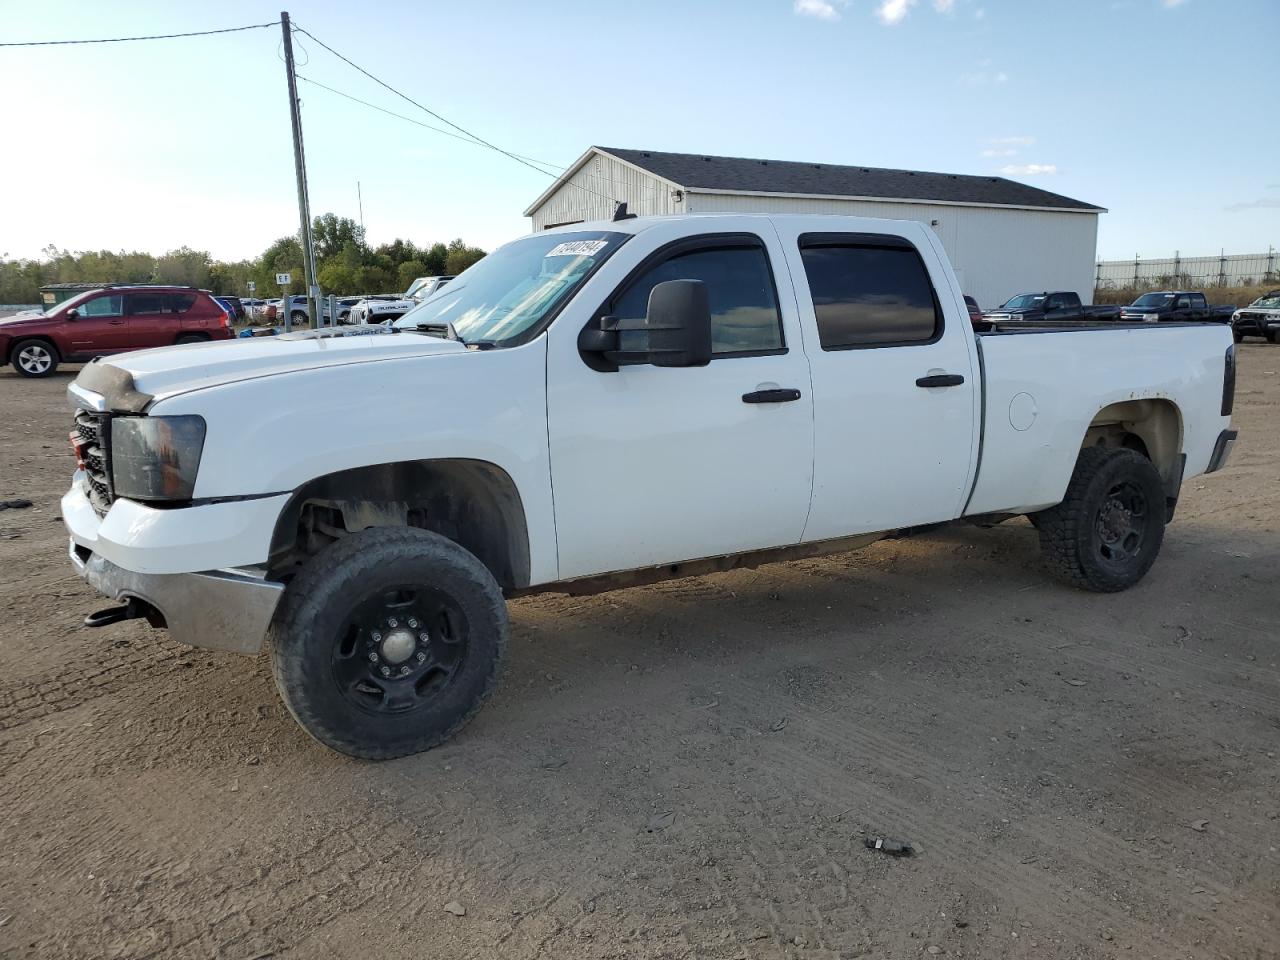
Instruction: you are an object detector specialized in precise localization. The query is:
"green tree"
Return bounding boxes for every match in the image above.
[154,247,213,288]
[444,238,486,275]
[312,213,366,262]
[397,259,427,290]
[422,242,449,276]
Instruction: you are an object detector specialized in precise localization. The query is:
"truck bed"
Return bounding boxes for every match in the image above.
[965,322,1232,516]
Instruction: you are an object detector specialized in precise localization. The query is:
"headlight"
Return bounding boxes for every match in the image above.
[1143,313,1159,322]
[110,415,206,501]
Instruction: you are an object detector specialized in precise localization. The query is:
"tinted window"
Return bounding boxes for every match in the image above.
[76,295,123,318]
[799,243,940,349]
[127,294,168,315]
[612,244,783,355]
[170,293,197,313]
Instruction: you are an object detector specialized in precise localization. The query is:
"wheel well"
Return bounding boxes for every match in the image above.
[1081,399,1183,485]
[175,332,211,344]
[5,335,59,364]
[267,459,531,591]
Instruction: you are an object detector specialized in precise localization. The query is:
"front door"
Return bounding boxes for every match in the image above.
[547,227,815,581]
[771,222,979,540]
[65,293,127,355]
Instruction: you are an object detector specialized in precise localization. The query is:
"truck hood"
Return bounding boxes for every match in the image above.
[75,328,468,410]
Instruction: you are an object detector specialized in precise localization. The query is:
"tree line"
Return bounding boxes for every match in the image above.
[0,213,487,305]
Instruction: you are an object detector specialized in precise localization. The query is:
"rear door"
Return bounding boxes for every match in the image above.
[125,292,182,347]
[772,221,979,541]
[546,222,815,580]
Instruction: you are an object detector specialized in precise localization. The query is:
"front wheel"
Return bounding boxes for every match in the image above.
[1034,447,1166,592]
[269,527,508,760]
[291,310,308,325]
[11,339,60,377]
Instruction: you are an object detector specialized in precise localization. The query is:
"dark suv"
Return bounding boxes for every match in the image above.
[1,285,233,378]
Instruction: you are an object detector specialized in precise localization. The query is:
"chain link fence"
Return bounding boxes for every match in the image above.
[1096,249,1278,290]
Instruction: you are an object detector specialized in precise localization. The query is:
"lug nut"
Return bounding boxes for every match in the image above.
[379,665,391,677]
[399,665,411,676]
[367,651,378,662]
[419,632,429,643]
[415,651,427,663]
[387,617,398,628]
[371,631,382,643]
[407,617,418,628]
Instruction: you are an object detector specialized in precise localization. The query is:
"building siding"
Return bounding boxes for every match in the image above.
[686,191,1100,309]
[529,154,680,231]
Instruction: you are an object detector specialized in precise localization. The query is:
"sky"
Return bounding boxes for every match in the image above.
[1,0,1276,264]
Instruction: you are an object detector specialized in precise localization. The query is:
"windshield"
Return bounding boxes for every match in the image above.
[403,277,432,299]
[1132,293,1175,308]
[1250,294,1280,308]
[44,289,106,315]
[394,231,628,345]
[1002,294,1045,310]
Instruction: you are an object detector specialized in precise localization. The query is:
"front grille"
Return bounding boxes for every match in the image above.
[73,409,114,515]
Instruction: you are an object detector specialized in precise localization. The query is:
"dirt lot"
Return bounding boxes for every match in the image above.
[0,350,1276,960]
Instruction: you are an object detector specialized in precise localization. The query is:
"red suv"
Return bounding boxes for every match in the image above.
[1,285,233,378]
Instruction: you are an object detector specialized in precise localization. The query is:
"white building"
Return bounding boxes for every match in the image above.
[524,146,1106,308]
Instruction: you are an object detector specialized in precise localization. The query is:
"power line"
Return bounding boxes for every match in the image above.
[290,21,621,208]
[0,22,276,48]
[295,74,566,174]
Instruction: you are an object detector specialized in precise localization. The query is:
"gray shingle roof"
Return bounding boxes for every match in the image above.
[598,146,1103,212]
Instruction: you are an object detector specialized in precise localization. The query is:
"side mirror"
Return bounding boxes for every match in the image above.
[65,308,79,321]
[578,279,712,370]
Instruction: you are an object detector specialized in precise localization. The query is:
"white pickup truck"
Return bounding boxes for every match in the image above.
[62,214,1239,759]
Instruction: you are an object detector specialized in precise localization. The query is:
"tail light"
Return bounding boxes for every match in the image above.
[1221,343,1236,416]
[220,307,231,328]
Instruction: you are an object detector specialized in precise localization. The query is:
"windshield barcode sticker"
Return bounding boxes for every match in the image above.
[546,240,608,258]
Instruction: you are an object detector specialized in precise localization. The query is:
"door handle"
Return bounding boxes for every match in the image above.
[742,388,802,403]
[915,374,965,388]
[109,320,126,325]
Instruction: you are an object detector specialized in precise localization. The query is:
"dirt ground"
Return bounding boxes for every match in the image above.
[0,349,1276,960]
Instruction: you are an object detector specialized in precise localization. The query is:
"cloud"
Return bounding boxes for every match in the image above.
[794,0,841,20]
[974,6,986,18]
[981,148,1018,157]
[989,135,1035,147]
[875,0,916,24]
[933,0,956,10]
[999,164,1058,176]
[1162,0,1188,7]
[1224,197,1280,212]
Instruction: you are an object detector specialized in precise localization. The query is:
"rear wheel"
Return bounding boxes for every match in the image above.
[1034,447,1166,592]
[291,310,308,325]
[175,333,209,345]
[269,527,508,760]
[11,339,60,378]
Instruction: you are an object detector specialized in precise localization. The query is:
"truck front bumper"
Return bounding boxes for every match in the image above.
[62,478,290,654]
[70,541,283,654]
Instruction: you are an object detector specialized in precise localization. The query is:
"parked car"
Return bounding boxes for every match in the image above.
[983,291,1121,323]
[62,214,1237,759]
[215,295,247,322]
[1,285,233,377]
[1119,291,1236,324]
[403,275,455,300]
[1230,290,1280,343]
[964,295,983,325]
[346,278,458,325]
[212,297,238,323]
[282,295,375,326]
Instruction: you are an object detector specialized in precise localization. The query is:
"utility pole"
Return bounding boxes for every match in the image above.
[280,11,319,329]
[357,181,364,235]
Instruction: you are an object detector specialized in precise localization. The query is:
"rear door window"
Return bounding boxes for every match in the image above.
[797,237,941,349]
[127,293,169,316]
[169,293,197,313]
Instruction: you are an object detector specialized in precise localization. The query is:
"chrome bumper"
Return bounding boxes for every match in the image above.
[70,540,283,655]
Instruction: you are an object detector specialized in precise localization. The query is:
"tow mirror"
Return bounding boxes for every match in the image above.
[578,279,712,370]
[65,308,79,321]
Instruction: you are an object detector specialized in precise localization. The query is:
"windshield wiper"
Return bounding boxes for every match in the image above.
[413,321,462,342]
